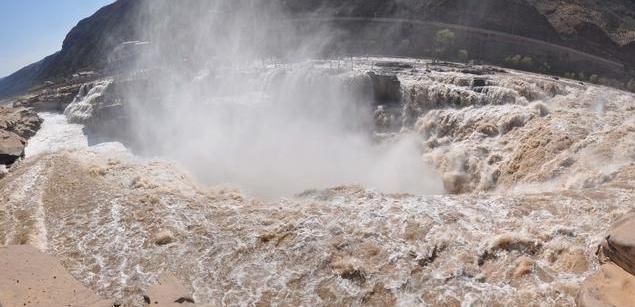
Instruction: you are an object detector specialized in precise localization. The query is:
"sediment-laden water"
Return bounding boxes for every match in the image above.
[1,58,635,306]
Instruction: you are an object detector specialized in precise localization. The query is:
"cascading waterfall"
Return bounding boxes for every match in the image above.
[64,80,113,124]
[122,61,444,198]
[5,57,635,306]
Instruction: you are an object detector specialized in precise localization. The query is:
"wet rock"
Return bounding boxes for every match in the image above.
[0,165,7,179]
[330,257,367,284]
[576,262,635,307]
[374,61,413,70]
[0,130,25,165]
[367,72,402,104]
[362,283,396,306]
[442,172,469,195]
[600,210,635,276]
[12,82,85,112]
[0,106,42,166]
[145,274,195,306]
[472,78,487,88]
[0,245,109,307]
[476,123,499,137]
[512,257,535,279]
[555,249,588,274]
[0,106,43,139]
[153,230,175,246]
[479,234,542,265]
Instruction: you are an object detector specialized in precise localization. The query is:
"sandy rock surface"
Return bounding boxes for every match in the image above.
[144,274,196,306]
[0,107,42,166]
[602,210,635,276]
[0,245,109,307]
[576,262,635,307]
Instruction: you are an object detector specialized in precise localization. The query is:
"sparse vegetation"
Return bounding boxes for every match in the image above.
[520,56,533,68]
[434,29,456,61]
[540,62,552,73]
[627,79,635,93]
[589,74,600,84]
[503,55,535,70]
[457,49,469,63]
[504,55,521,67]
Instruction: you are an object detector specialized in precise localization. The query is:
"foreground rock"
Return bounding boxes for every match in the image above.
[577,263,635,307]
[0,106,43,139]
[0,245,110,307]
[577,210,635,307]
[0,130,26,165]
[0,107,42,166]
[601,210,635,276]
[144,274,196,306]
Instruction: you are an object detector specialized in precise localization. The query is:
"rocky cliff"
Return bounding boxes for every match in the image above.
[0,0,146,99]
[0,107,42,167]
[1,0,634,99]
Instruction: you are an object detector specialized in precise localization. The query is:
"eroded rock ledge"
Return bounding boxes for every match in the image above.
[0,245,202,307]
[577,211,635,307]
[0,106,42,168]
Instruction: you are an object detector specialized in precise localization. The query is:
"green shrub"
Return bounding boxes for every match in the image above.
[541,62,552,73]
[520,56,533,68]
[457,49,469,62]
[435,29,456,49]
[435,29,456,59]
[589,74,600,84]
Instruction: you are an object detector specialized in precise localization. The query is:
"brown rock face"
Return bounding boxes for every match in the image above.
[153,230,175,246]
[601,210,635,276]
[145,274,195,306]
[576,262,635,307]
[0,106,42,165]
[0,106,42,139]
[0,130,25,165]
[0,245,109,307]
[12,82,85,112]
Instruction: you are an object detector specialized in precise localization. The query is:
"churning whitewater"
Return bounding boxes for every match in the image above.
[1,57,634,306]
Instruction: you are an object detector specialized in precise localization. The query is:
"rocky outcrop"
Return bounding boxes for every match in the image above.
[367,72,402,104]
[0,106,43,139]
[0,106,42,166]
[601,210,635,276]
[577,263,635,307]
[577,211,635,307]
[12,82,86,112]
[144,274,196,306]
[0,245,111,307]
[0,130,26,165]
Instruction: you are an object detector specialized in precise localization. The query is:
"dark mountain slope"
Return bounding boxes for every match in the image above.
[0,0,146,98]
[1,0,634,98]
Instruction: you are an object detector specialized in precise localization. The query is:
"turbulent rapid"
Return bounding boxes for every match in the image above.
[1,58,634,306]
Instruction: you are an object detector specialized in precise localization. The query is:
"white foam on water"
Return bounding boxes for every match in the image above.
[25,112,131,159]
[64,80,113,123]
[25,113,89,157]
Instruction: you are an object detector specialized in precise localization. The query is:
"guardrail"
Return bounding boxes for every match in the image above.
[286,16,625,71]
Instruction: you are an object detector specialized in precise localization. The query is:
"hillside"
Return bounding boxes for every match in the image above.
[0,0,634,99]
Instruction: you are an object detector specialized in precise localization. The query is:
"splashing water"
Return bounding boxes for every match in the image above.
[2,58,634,306]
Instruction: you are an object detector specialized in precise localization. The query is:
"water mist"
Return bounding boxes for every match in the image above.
[118,0,443,197]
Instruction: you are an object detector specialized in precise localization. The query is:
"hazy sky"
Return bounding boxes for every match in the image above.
[0,0,114,78]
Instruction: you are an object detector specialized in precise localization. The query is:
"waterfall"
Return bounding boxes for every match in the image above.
[64,80,113,124]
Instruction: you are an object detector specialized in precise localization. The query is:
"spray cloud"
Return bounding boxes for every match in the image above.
[116,0,443,197]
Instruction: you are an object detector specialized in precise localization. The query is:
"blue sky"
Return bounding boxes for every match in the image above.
[0,0,114,78]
